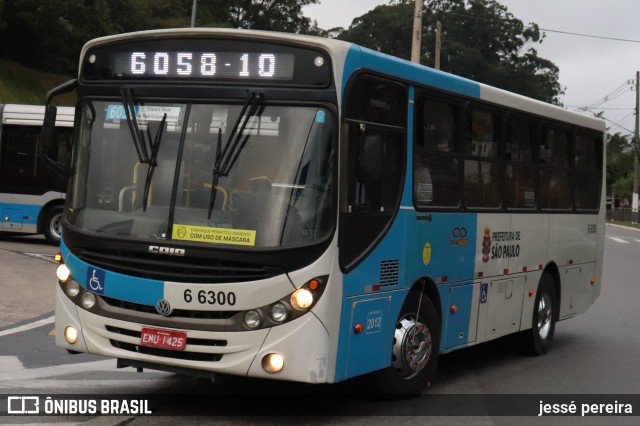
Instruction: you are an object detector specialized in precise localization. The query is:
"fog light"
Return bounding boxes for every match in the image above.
[291,288,313,310]
[64,280,80,298]
[262,353,284,373]
[80,292,96,309]
[64,326,78,344]
[270,302,289,323]
[243,310,262,330]
[56,264,71,282]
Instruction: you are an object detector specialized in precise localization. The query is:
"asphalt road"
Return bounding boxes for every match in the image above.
[0,225,639,424]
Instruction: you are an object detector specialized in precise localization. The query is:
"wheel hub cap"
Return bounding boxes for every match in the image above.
[392,315,432,379]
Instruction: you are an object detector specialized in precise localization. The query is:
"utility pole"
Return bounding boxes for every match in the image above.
[191,0,198,28]
[634,71,639,220]
[435,21,442,70]
[411,0,423,63]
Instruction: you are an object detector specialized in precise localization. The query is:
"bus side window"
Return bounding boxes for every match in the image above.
[540,127,572,210]
[344,76,406,213]
[574,134,603,210]
[506,118,536,209]
[463,108,501,209]
[340,74,407,270]
[413,97,460,209]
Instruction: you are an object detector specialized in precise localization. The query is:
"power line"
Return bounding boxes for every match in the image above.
[540,28,640,44]
[576,77,636,110]
[442,11,640,44]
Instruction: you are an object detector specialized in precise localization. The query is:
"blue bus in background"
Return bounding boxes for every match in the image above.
[43,28,605,396]
[0,104,74,243]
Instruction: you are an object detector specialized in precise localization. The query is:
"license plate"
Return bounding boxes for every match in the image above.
[140,327,187,351]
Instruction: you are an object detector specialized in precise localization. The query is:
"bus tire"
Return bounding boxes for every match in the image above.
[523,273,557,355]
[371,293,440,397]
[43,205,64,244]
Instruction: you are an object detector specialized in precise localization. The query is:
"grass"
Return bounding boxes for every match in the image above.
[0,59,76,106]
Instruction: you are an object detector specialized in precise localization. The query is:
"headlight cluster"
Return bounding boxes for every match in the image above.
[241,276,327,331]
[55,255,97,310]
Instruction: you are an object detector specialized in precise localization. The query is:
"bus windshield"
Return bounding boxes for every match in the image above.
[67,100,335,249]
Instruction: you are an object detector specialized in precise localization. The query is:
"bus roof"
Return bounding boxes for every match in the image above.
[0,104,75,127]
[80,28,605,133]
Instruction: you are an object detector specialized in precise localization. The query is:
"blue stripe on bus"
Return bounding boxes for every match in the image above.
[342,46,481,99]
[61,240,163,306]
[0,202,42,225]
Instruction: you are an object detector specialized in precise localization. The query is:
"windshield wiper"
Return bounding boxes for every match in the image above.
[208,92,264,219]
[141,113,167,212]
[120,87,149,164]
[119,87,167,212]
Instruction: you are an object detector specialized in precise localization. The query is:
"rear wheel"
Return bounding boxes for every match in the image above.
[43,205,63,245]
[371,292,440,397]
[523,273,557,355]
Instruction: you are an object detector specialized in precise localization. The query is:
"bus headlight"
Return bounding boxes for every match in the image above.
[262,353,284,373]
[56,264,71,282]
[64,280,80,298]
[238,276,327,331]
[243,310,262,329]
[64,326,78,344]
[290,288,313,310]
[80,292,96,309]
[270,302,289,323]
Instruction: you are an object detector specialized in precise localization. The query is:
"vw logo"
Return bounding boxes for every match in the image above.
[155,299,173,317]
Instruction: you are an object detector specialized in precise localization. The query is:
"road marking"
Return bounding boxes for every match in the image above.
[0,356,171,390]
[608,237,629,244]
[635,239,640,243]
[0,315,55,338]
[22,252,57,263]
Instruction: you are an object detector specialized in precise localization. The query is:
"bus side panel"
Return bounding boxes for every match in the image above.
[1,202,42,233]
[335,212,407,382]
[335,210,482,380]
[0,192,65,234]
[549,214,598,318]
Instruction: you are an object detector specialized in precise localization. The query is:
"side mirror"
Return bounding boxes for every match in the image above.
[38,79,78,177]
[39,105,69,177]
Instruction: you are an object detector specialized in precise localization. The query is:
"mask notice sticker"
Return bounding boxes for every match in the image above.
[172,224,256,247]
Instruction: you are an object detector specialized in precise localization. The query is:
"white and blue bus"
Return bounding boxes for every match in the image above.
[45,28,605,395]
[0,104,74,243]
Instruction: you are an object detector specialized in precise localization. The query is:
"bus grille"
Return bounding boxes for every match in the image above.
[106,325,226,362]
[101,296,236,320]
[76,248,281,283]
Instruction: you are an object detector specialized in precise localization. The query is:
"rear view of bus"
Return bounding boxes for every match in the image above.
[0,104,73,243]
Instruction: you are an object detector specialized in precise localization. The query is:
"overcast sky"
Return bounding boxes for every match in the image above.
[304,0,640,137]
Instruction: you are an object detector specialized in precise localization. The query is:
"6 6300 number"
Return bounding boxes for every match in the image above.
[183,289,237,306]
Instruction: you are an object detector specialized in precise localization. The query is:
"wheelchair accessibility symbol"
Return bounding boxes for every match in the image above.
[87,267,106,294]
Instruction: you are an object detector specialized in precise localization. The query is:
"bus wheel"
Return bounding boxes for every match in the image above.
[43,205,63,244]
[372,294,440,397]
[523,273,557,355]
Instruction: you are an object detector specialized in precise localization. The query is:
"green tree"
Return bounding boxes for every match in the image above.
[222,0,319,33]
[0,0,118,74]
[0,0,320,75]
[607,132,634,197]
[336,1,414,60]
[338,0,563,104]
